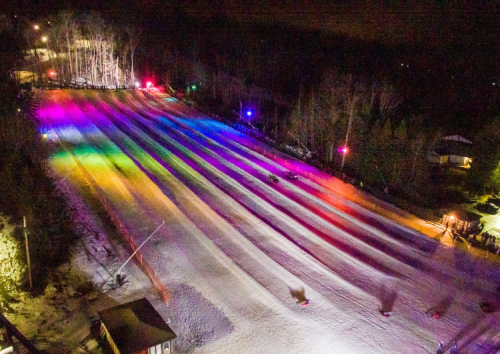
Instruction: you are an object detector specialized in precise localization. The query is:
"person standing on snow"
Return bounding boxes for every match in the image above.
[450,342,458,354]
[436,341,443,354]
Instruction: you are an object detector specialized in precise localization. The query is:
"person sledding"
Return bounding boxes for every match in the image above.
[432,311,441,319]
[479,301,495,313]
[290,287,309,306]
[285,171,298,180]
[449,342,458,354]
[425,308,442,319]
[379,309,391,317]
[268,173,279,183]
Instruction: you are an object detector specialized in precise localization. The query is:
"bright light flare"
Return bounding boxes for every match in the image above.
[246,110,253,117]
[146,81,152,89]
[42,36,47,42]
[135,82,140,88]
[34,25,39,30]
[338,146,348,154]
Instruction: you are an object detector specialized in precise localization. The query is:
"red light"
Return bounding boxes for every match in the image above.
[146,81,152,89]
[342,147,348,154]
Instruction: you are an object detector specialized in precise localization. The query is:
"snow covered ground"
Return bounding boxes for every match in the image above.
[35,89,500,354]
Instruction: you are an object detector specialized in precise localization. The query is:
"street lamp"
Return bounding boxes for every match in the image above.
[33,24,39,30]
[338,146,349,170]
[41,36,47,42]
[48,71,55,90]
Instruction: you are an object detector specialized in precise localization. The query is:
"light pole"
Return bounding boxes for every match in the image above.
[41,36,49,88]
[340,112,353,170]
[49,71,55,90]
[42,36,50,63]
[30,25,40,87]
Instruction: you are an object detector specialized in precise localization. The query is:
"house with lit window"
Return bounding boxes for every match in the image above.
[99,298,176,354]
[428,135,473,168]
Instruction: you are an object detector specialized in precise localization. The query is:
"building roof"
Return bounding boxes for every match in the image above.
[443,135,472,144]
[444,209,482,222]
[99,298,176,354]
[435,139,473,158]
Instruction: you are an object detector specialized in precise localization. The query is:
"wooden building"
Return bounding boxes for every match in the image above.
[99,298,176,354]
[442,209,482,234]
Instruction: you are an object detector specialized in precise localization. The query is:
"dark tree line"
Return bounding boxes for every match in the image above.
[0,15,76,296]
[149,8,500,202]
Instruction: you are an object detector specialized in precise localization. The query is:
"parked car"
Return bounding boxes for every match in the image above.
[475,202,499,214]
[69,77,87,89]
[88,82,104,89]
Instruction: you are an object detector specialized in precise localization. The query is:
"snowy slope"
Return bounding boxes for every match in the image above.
[43,90,500,354]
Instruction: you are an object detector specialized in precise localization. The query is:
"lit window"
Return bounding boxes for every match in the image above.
[163,342,170,350]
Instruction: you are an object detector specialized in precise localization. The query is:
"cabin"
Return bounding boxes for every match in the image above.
[99,298,176,354]
[442,209,482,234]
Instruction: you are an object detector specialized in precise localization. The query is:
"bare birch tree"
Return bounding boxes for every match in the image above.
[126,26,141,85]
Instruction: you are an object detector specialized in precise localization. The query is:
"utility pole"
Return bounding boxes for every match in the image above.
[23,216,32,290]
